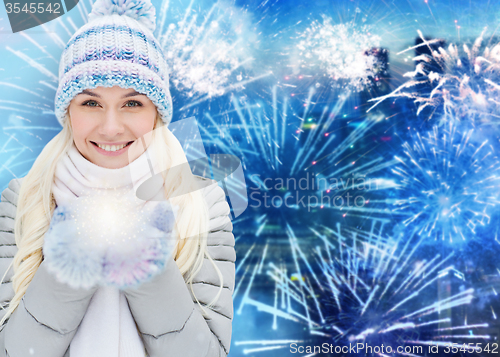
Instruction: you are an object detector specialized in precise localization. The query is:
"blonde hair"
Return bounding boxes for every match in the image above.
[0,111,223,326]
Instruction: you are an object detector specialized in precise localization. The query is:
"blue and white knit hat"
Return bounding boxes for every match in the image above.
[54,0,172,127]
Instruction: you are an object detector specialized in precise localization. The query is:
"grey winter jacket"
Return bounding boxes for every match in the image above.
[0,176,235,357]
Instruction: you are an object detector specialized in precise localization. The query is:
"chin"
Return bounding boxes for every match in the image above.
[101,161,127,169]
[88,156,123,169]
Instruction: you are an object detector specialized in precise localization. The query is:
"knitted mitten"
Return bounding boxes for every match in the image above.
[43,193,177,290]
[101,198,177,289]
[43,203,104,290]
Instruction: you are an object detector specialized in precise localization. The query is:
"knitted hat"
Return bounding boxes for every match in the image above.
[54,0,172,127]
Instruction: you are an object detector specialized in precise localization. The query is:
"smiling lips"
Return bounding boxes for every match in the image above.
[91,141,134,155]
[97,143,128,151]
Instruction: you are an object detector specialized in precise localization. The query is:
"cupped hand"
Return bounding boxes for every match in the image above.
[43,191,178,290]
[101,197,178,289]
[43,202,105,290]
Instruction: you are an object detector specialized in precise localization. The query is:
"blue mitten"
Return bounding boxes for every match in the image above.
[43,193,177,290]
[43,202,104,290]
[101,199,177,289]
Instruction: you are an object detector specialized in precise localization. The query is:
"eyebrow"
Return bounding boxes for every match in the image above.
[78,90,147,99]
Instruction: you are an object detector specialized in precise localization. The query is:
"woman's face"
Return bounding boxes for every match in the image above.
[68,86,157,169]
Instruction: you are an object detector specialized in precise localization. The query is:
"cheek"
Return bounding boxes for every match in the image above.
[70,113,92,142]
[134,112,157,137]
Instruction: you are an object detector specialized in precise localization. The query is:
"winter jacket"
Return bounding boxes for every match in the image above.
[0,176,235,357]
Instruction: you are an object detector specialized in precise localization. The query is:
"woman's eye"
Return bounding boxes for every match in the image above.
[82,100,99,107]
[125,100,143,107]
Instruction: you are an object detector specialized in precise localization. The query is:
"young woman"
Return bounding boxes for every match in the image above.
[0,0,235,356]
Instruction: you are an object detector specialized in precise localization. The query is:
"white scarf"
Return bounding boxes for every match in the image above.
[52,141,163,357]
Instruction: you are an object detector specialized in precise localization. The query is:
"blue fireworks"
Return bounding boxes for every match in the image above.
[391,123,500,242]
[236,220,490,355]
[158,0,269,102]
[200,85,396,237]
[4,1,500,356]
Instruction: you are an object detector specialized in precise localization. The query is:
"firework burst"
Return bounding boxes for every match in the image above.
[291,16,384,92]
[391,123,500,242]
[368,28,500,127]
[205,86,399,328]
[200,85,397,238]
[157,0,266,104]
[245,220,490,356]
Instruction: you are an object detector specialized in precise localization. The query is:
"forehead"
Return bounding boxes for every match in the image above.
[77,87,147,98]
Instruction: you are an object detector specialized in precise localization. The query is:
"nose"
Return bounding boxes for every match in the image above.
[98,109,125,138]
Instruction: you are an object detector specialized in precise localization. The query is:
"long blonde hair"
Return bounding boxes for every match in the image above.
[0,111,223,326]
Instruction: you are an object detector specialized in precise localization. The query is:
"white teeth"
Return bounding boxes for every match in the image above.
[97,143,128,152]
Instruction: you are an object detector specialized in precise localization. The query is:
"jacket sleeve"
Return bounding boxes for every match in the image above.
[123,179,236,357]
[0,178,98,357]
